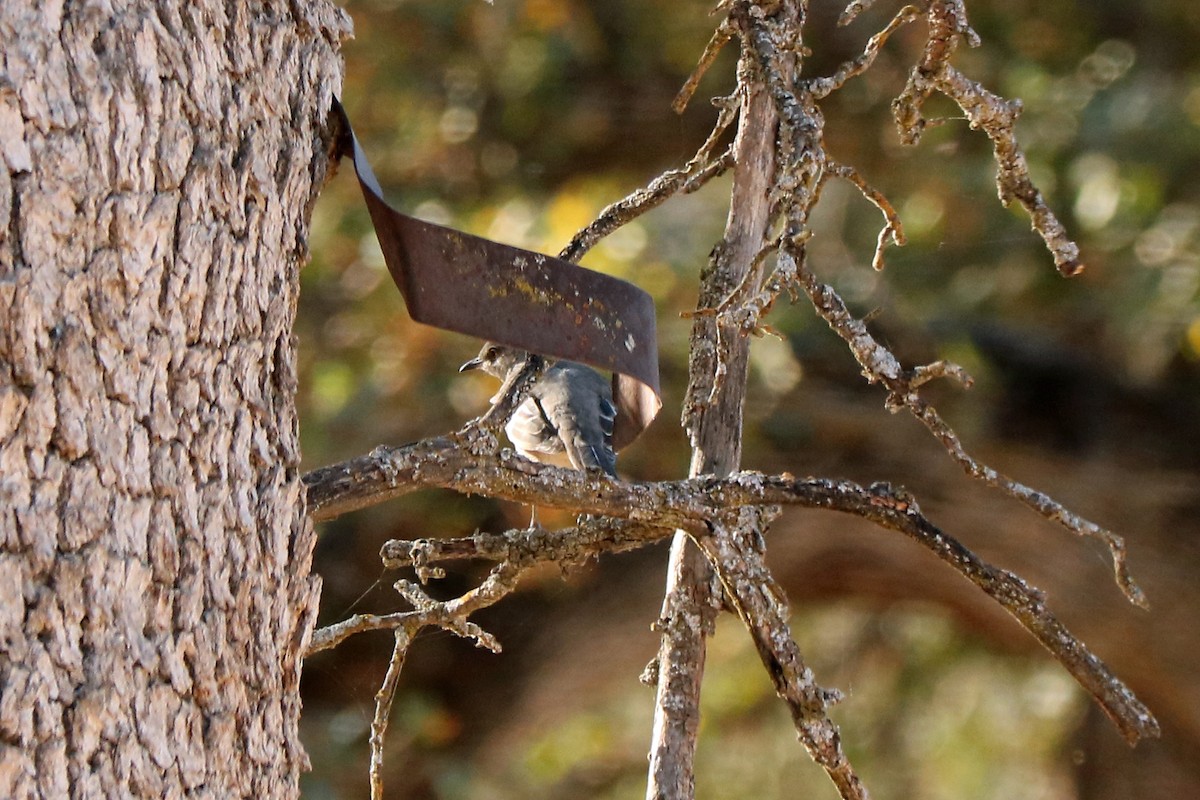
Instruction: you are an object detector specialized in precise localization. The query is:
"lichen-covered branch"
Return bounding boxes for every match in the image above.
[379,517,672,572]
[651,13,787,787]
[715,0,1138,608]
[792,258,1146,608]
[812,4,923,99]
[315,561,519,800]
[302,439,1159,745]
[932,64,1082,275]
[892,0,1081,275]
[558,90,740,264]
[839,0,880,27]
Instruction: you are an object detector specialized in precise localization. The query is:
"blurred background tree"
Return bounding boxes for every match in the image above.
[299,1,1200,797]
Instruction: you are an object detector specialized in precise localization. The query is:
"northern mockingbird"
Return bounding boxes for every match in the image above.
[460,342,618,477]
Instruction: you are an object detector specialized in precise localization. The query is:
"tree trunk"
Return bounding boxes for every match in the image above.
[0,2,347,796]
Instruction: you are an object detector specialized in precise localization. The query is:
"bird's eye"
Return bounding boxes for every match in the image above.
[485,346,500,360]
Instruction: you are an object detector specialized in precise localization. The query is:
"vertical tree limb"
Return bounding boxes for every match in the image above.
[646,15,787,797]
[369,628,412,800]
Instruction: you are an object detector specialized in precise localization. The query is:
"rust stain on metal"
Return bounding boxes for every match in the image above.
[331,99,661,445]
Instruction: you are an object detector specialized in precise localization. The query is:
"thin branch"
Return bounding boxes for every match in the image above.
[557,148,734,265]
[897,392,1145,606]
[935,65,1082,275]
[792,256,1146,608]
[309,611,415,655]
[829,481,1158,745]
[558,96,739,264]
[812,4,923,99]
[712,237,783,320]
[892,1,1080,274]
[369,628,411,800]
[308,568,520,659]
[325,561,528,800]
[826,160,907,270]
[673,20,735,114]
[838,0,879,27]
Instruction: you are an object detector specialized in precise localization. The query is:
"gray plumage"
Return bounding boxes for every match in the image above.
[460,343,617,477]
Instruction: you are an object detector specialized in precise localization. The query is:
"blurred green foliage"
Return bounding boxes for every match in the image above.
[299,1,1199,797]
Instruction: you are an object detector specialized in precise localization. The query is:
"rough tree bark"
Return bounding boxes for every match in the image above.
[0,2,347,797]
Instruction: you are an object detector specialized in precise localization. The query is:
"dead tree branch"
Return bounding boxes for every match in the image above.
[369,629,410,800]
[558,92,739,264]
[892,0,1082,275]
[673,20,735,114]
[303,437,1159,746]
[792,261,1146,607]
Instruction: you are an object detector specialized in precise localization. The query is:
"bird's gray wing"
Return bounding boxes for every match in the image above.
[537,364,618,477]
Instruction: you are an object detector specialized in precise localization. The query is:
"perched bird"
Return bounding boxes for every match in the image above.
[459,342,618,478]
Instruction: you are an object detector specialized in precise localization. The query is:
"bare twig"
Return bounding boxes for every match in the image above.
[673,20,735,114]
[935,65,1083,275]
[557,148,735,265]
[826,160,907,270]
[812,4,923,99]
[792,257,1146,608]
[712,237,783,321]
[892,1,1081,274]
[307,570,521,658]
[309,610,414,655]
[369,629,411,800]
[838,0,879,27]
[559,93,739,264]
[320,561,523,800]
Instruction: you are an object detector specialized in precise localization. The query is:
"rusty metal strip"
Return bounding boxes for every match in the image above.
[330,99,661,447]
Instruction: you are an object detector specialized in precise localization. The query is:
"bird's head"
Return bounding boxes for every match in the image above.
[459,342,530,379]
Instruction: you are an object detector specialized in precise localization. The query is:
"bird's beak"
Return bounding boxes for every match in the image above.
[459,357,482,372]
